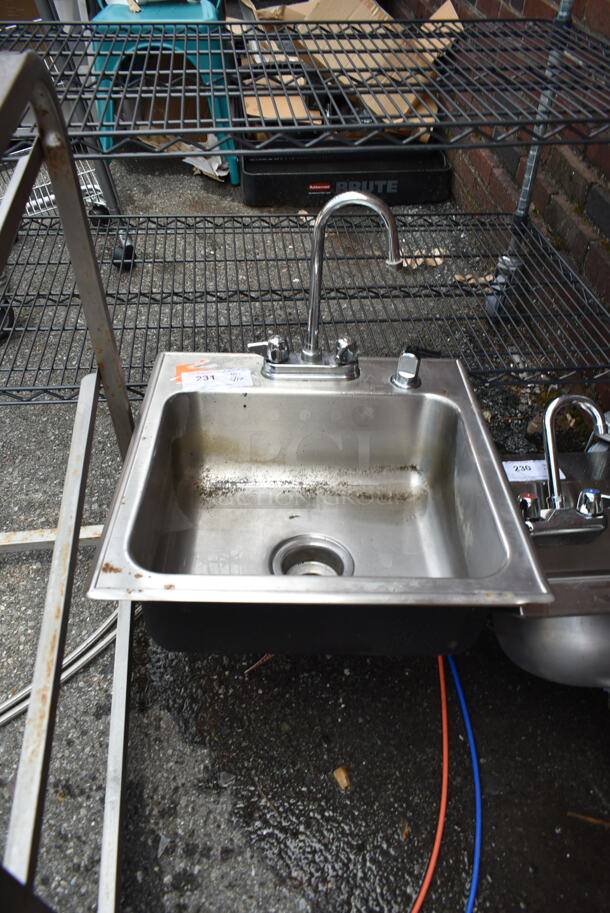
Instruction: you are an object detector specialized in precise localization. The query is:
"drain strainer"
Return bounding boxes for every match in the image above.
[270,535,355,577]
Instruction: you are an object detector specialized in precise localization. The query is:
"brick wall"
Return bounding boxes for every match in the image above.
[385,0,610,305]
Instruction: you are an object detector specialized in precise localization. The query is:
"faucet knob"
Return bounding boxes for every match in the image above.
[518,492,541,522]
[247,335,290,364]
[334,336,358,366]
[266,334,290,364]
[391,350,421,389]
[576,488,603,518]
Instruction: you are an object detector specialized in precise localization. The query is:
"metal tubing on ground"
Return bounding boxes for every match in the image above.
[3,373,100,889]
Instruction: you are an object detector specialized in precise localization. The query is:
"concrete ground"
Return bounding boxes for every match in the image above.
[1,158,609,913]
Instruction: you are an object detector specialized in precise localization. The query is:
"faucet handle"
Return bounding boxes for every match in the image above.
[391,349,421,389]
[518,492,541,522]
[247,340,268,356]
[334,336,358,366]
[577,488,603,518]
[266,334,290,364]
[247,335,290,364]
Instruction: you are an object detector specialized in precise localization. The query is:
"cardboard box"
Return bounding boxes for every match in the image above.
[240,0,392,23]
[241,0,413,83]
[239,0,462,137]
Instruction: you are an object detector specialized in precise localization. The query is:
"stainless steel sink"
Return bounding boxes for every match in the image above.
[88,352,551,653]
[495,450,610,687]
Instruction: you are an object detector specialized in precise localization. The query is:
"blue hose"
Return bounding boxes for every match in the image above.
[448,655,482,913]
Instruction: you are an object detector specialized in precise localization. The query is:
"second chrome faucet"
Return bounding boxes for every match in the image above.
[248,191,402,380]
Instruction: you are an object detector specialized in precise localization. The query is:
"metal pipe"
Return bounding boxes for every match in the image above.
[97,601,134,913]
[302,191,402,363]
[543,394,607,508]
[0,140,43,277]
[0,628,118,728]
[0,523,103,555]
[510,0,574,237]
[0,51,134,458]
[3,372,100,888]
[0,606,118,723]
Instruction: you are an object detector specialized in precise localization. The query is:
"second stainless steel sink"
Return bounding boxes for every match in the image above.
[88,352,551,653]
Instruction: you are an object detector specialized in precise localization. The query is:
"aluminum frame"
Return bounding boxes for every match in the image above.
[0,51,133,454]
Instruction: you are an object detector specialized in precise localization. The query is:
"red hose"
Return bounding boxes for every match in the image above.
[407,656,449,913]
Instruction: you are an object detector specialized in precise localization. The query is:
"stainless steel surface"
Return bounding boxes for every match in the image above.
[543,394,607,509]
[3,372,99,888]
[505,452,610,609]
[494,611,610,688]
[576,487,603,517]
[98,601,133,913]
[0,524,103,554]
[270,534,355,578]
[334,336,358,368]
[0,51,134,458]
[495,448,610,687]
[257,349,361,382]
[391,350,422,390]
[301,191,401,365]
[529,507,606,541]
[518,492,541,522]
[247,334,290,365]
[266,334,290,365]
[88,352,551,609]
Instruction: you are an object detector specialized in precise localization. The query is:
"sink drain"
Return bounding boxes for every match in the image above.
[270,535,355,577]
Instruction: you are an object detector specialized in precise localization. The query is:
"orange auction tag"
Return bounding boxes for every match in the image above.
[174,359,208,383]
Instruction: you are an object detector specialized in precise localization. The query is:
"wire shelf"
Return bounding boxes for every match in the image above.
[0,211,608,403]
[0,156,104,217]
[0,18,608,159]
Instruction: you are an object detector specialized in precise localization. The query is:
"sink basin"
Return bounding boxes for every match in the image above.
[495,450,610,687]
[88,353,551,653]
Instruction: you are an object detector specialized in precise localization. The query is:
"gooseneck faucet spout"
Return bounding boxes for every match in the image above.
[543,394,607,508]
[301,191,402,363]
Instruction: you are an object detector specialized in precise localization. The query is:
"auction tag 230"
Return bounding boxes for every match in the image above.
[502,459,565,483]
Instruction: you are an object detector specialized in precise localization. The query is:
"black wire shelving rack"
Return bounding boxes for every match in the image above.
[0,18,608,157]
[1,210,608,403]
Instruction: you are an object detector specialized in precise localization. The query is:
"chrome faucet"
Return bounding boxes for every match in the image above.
[301,191,403,364]
[248,191,402,379]
[543,394,607,508]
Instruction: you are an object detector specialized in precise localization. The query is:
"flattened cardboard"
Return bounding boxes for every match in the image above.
[410,0,463,66]
[356,91,439,140]
[244,91,322,123]
[307,0,391,21]
[239,1,462,137]
[239,0,316,20]
[241,0,458,88]
[240,0,391,21]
